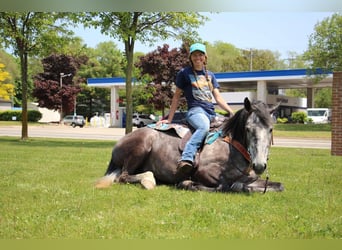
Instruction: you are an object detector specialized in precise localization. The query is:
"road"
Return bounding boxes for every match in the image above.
[0,124,331,149]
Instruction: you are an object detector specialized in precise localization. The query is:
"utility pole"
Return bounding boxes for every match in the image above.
[59,72,72,123]
[249,48,253,71]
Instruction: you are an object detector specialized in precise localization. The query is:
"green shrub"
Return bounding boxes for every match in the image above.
[0,110,42,122]
[291,111,307,123]
[27,110,42,122]
[276,117,288,124]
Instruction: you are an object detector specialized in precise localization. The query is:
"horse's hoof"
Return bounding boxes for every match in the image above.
[141,178,156,190]
[177,180,197,190]
[141,171,156,190]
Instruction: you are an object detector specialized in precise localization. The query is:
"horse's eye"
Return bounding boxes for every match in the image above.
[270,128,273,133]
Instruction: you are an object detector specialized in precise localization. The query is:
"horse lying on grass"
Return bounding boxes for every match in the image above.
[95,97,284,193]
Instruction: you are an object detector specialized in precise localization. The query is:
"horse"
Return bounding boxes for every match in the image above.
[95,97,284,193]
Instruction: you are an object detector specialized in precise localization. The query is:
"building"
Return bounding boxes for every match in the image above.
[87,68,333,127]
[0,98,12,110]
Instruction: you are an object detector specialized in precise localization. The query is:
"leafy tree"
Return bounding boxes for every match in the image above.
[131,83,155,114]
[314,88,332,108]
[282,51,308,69]
[205,42,282,72]
[0,12,71,139]
[76,12,207,133]
[38,33,87,59]
[303,13,342,108]
[76,83,111,120]
[0,50,20,81]
[238,49,279,71]
[76,42,125,119]
[32,54,88,119]
[0,63,14,100]
[135,43,189,116]
[304,13,342,72]
[79,41,125,78]
[206,41,241,72]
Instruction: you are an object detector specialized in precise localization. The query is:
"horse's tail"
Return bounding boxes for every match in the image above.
[94,159,121,189]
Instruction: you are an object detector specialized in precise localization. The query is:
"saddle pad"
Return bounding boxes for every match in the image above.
[147,123,190,138]
[205,130,223,145]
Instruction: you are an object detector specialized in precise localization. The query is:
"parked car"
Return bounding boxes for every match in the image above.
[306,108,332,124]
[62,115,86,128]
[132,113,156,128]
[163,111,187,125]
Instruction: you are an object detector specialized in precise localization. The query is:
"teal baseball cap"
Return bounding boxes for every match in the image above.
[189,43,206,54]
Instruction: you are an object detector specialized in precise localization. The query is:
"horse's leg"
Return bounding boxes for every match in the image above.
[95,131,154,188]
[247,178,284,192]
[119,171,156,190]
[177,180,218,192]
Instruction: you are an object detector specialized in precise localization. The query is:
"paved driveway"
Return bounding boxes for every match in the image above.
[0,125,331,149]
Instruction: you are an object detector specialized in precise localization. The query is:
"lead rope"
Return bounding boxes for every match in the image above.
[263,169,269,194]
[264,132,273,193]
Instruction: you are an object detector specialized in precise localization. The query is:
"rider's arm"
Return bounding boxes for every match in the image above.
[158,87,182,124]
[212,88,234,115]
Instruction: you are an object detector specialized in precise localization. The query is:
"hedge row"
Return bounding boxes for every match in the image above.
[0,110,42,122]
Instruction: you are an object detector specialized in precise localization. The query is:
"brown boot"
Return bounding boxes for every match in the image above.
[177,160,194,176]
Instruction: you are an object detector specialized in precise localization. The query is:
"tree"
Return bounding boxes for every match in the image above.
[282,51,308,69]
[304,13,342,72]
[0,50,20,81]
[0,12,71,139]
[303,14,342,109]
[235,49,279,71]
[206,41,241,72]
[135,43,189,116]
[0,63,14,100]
[32,54,87,119]
[76,42,125,119]
[205,41,282,72]
[78,41,125,78]
[77,12,207,134]
[314,88,332,108]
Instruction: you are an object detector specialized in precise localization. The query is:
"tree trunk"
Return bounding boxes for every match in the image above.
[20,51,28,140]
[124,40,134,134]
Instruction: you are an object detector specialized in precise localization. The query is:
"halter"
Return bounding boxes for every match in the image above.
[222,136,268,193]
[222,136,252,174]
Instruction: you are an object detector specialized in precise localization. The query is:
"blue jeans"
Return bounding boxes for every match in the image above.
[181,107,216,162]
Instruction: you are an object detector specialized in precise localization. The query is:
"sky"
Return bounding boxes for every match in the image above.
[73,12,334,59]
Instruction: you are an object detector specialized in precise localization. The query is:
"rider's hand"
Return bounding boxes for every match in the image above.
[156,119,169,125]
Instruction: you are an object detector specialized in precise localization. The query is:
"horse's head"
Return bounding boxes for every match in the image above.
[244,98,279,175]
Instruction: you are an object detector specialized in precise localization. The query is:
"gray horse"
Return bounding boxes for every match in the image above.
[95,98,284,193]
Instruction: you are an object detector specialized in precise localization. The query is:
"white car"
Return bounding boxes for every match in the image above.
[132,113,155,128]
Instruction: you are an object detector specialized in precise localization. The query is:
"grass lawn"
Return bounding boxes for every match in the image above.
[0,136,341,239]
[274,123,331,139]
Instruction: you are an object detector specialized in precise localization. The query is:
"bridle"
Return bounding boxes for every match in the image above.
[222,136,252,174]
[222,135,269,193]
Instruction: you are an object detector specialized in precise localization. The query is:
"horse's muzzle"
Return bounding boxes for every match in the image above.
[253,163,267,175]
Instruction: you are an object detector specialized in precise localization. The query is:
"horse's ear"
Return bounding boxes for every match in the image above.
[269,102,281,114]
[244,97,252,112]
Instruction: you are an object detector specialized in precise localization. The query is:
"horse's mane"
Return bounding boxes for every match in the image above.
[221,100,273,143]
[221,108,249,142]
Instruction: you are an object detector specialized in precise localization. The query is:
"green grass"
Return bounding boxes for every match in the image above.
[0,121,44,126]
[274,123,331,139]
[0,136,341,239]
